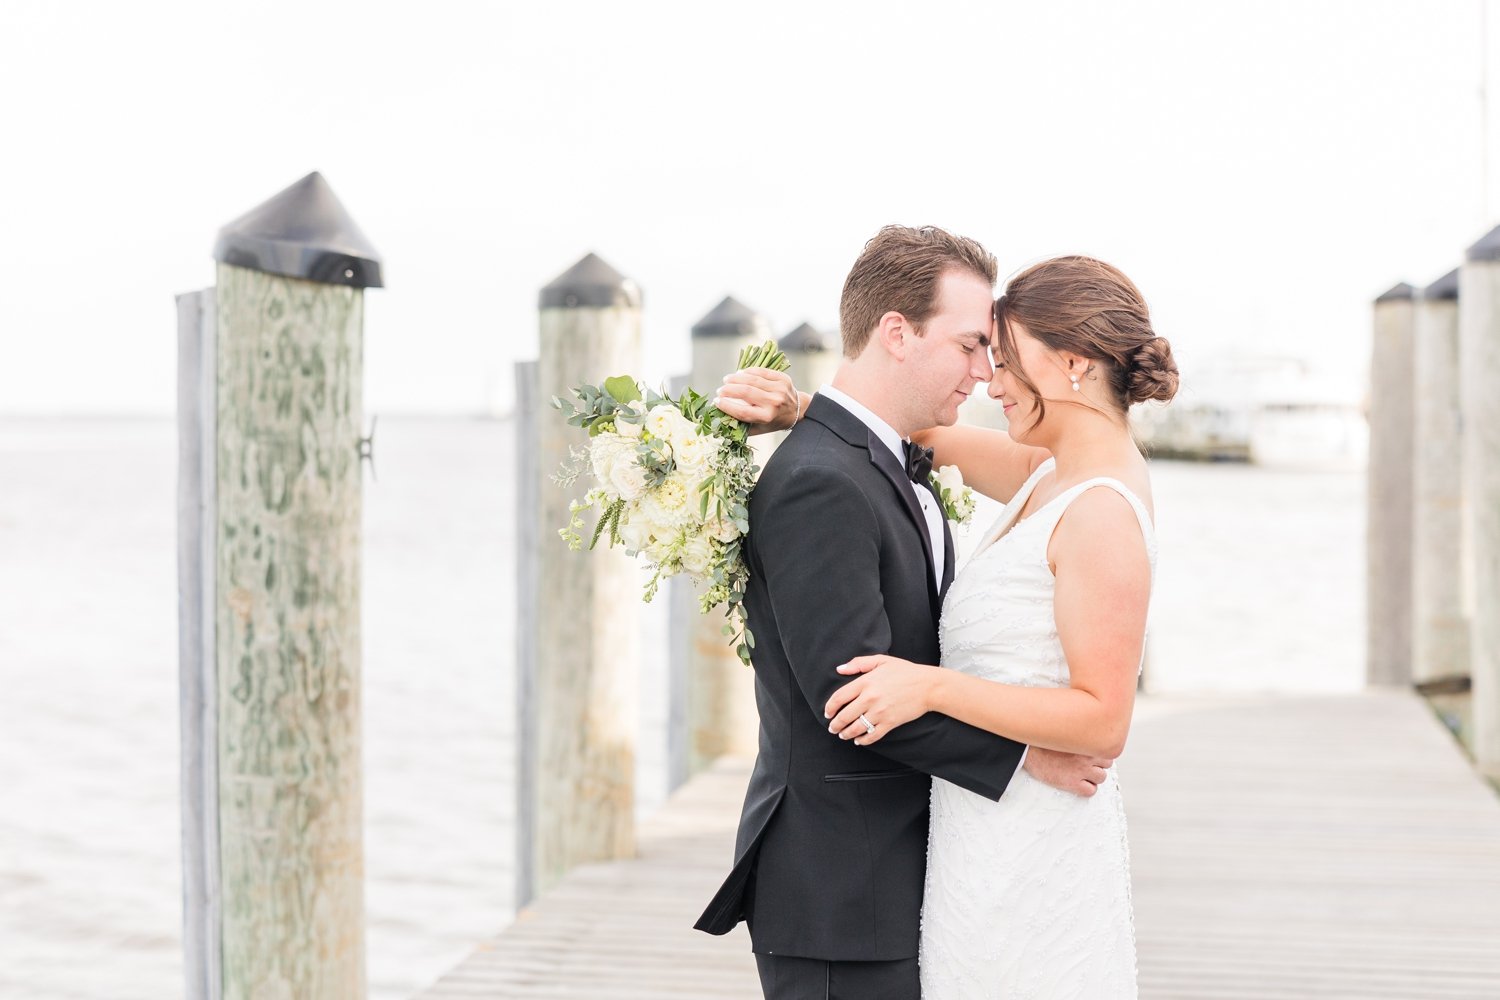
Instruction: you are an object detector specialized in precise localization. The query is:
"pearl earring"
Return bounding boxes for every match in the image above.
[1070,375,1080,392]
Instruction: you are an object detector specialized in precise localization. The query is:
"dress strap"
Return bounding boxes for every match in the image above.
[1046,477,1157,570]
[975,457,1057,553]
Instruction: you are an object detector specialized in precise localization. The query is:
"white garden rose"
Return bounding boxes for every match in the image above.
[680,534,714,575]
[617,500,648,551]
[706,514,741,544]
[672,431,721,479]
[935,464,965,493]
[608,456,649,501]
[644,404,694,443]
[588,432,633,485]
[616,400,646,438]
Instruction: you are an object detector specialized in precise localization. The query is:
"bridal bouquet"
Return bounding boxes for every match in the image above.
[553,341,790,664]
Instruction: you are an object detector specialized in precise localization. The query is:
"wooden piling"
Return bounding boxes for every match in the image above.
[1367,282,1416,688]
[530,253,643,897]
[686,297,770,774]
[177,286,221,1000]
[779,322,841,396]
[514,359,542,907]
[180,172,381,998]
[1462,228,1500,775]
[1413,269,1469,685]
[665,373,693,794]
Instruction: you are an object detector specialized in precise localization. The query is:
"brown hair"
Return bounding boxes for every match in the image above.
[993,256,1178,425]
[839,225,998,358]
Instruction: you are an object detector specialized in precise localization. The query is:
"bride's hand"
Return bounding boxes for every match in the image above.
[713,368,803,434]
[824,655,938,745]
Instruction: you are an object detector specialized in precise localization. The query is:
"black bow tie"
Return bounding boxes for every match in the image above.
[903,440,934,485]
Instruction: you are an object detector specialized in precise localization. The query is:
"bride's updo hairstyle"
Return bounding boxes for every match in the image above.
[993,256,1178,426]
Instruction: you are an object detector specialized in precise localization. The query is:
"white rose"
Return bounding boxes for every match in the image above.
[588,433,631,484]
[644,404,687,442]
[661,408,699,446]
[618,501,650,552]
[609,457,648,501]
[616,401,646,438]
[706,515,741,544]
[680,534,714,575]
[935,464,964,494]
[672,431,721,478]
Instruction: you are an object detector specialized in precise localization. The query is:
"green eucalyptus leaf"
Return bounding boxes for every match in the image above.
[604,375,642,404]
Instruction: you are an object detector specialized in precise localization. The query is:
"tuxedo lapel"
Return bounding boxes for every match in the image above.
[805,394,942,613]
[939,502,956,598]
[867,438,943,615]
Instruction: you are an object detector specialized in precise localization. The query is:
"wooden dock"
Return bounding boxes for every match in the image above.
[421,690,1500,998]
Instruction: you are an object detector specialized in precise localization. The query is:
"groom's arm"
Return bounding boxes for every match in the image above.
[754,463,1025,801]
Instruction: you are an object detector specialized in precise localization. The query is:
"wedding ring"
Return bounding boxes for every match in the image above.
[859,714,876,735]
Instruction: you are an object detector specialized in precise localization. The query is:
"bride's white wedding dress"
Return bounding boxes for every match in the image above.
[920,457,1156,999]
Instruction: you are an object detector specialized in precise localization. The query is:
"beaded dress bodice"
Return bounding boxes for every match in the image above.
[920,458,1155,999]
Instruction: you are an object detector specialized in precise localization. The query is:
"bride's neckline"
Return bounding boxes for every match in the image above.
[976,458,1150,557]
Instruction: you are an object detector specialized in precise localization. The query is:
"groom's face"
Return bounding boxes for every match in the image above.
[905,268,996,428]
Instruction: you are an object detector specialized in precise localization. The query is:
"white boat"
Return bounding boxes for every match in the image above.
[1134,356,1367,469]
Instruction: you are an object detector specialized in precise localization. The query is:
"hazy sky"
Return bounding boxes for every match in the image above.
[0,0,1490,414]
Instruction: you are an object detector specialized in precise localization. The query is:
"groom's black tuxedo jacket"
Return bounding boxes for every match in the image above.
[695,394,1026,962]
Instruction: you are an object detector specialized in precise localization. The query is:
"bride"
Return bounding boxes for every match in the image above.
[723,255,1178,998]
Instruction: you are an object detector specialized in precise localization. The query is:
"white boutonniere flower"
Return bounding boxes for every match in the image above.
[930,464,977,525]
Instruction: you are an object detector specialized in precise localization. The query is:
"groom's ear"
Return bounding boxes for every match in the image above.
[875,310,912,361]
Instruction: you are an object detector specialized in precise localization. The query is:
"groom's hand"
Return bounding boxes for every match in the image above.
[1023,747,1114,798]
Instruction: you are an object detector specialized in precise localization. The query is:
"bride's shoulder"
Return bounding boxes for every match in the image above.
[1049,476,1155,554]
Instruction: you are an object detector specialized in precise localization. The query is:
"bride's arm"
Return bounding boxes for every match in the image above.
[712,370,806,432]
[910,424,1050,504]
[713,369,1050,505]
[824,488,1150,758]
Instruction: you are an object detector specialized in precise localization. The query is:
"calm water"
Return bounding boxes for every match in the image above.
[0,417,1364,999]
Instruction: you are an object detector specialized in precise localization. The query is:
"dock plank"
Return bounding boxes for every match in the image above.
[421,691,1500,998]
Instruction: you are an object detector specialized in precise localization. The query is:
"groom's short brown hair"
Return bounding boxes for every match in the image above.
[839,225,998,358]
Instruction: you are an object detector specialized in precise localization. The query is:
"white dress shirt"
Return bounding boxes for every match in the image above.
[817,384,945,582]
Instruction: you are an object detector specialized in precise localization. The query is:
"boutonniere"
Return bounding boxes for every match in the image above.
[930,464,977,525]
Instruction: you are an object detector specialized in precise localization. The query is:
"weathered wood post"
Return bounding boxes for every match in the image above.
[178,171,381,999]
[1461,228,1500,775]
[780,322,842,397]
[665,373,693,793]
[177,284,220,1000]
[1367,282,1416,688]
[1413,269,1469,686]
[513,359,541,907]
[686,297,770,773]
[526,253,643,900]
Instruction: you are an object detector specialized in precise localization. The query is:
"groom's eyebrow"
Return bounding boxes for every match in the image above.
[959,330,991,348]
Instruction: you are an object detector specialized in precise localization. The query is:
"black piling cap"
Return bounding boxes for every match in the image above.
[539,252,641,309]
[692,296,766,338]
[1424,268,1459,301]
[1469,224,1500,262]
[1374,282,1416,303]
[213,172,383,288]
[779,322,832,352]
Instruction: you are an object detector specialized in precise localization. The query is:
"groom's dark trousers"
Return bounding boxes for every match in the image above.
[695,396,1026,999]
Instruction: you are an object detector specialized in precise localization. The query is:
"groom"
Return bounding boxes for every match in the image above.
[696,226,1110,999]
